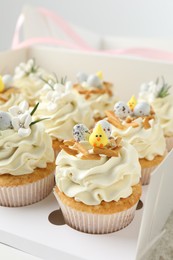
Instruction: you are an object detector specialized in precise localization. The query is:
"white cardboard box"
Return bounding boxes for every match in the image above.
[0,243,42,260]
[0,47,173,260]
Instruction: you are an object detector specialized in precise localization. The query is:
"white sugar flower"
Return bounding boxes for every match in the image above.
[42,83,52,92]
[40,78,72,112]
[14,68,25,79]
[54,83,65,93]
[14,59,38,80]
[65,81,72,92]
[46,91,61,112]
[12,112,32,137]
[139,81,162,102]
[9,101,29,116]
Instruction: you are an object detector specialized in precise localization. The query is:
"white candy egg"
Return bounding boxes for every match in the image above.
[73,124,90,142]
[96,120,112,138]
[0,112,12,130]
[76,72,88,83]
[133,102,150,116]
[2,75,13,88]
[114,101,131,119]
[87,74,102,88]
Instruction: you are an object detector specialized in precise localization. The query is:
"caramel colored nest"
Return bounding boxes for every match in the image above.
[61,138,122,160]
[73,81,113,100]
[0,162,55,187]
[52,139,64,152]
[105,110,155,130]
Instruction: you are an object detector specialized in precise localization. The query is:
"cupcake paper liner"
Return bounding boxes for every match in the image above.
[165,136,173,152]
[54,191,138,234]
[0,172,55,207]
[141,165,158,185]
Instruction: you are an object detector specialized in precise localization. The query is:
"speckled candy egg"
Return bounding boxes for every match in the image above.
[133,102,150,117]
[96,120,112,138]
[114,101,131,119]
[73,124,90,142]
[76,72,88,83]
[0,112,12,130]
[87,75,102,88]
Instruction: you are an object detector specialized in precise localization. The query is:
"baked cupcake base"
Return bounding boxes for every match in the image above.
[0,162,55,207]
[139,153,166,185]
[54,183,142,234]
[165,136,173,152]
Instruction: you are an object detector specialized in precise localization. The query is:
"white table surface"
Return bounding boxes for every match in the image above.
[0,243,42,260]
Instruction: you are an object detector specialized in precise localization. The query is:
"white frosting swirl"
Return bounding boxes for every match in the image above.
[0,93,23,111]
[139,88,173,136]
[76,93,118,118]
[112,117,166,160]
[55,140,141,205]
[13,76,44,105]
[151,96,173,136]
[89,93,118,119]
[0,124,54,175]
[36,92,94,140]
[73,87,118,119]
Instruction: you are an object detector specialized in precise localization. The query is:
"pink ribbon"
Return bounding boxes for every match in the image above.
[12,7,173,63]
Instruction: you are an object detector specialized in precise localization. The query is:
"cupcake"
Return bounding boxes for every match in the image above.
[0,74,24,111]
[35,76,94,155]
[73,71,118,121]
[0,101,55,207]
[54,121,142,234]
[106,97,167,185]
[12,59,47,106]
[138,77,173,151]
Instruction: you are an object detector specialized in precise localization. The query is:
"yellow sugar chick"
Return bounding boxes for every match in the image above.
[96,71,103,80]
[89,124,108,148]
[0,76,5,93]
[127,95,137,111]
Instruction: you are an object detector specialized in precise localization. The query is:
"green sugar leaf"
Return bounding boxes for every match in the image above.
[30,102,39,116]
[157,77,172,98]
[30,117,49,126]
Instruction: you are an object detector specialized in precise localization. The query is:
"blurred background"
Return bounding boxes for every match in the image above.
[1,0,173,51]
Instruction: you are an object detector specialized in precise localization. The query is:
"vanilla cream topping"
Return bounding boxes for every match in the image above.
[0,93,23,111]
[55,140,141,205]
[74,91,118,119]
[139,91,173,136]
[112,117,166,160]
[13,76,44,105]
[151,96,173,136]
[35,92,94,140]
[139,81,173,136]
[0,124,54,175]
